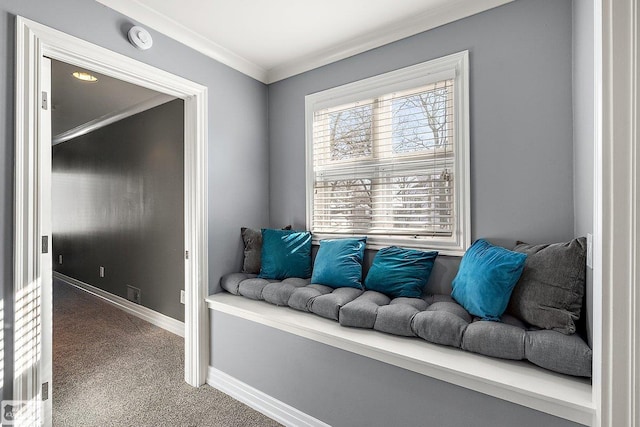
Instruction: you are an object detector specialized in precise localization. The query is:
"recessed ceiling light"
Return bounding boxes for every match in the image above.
[72,71,98,82]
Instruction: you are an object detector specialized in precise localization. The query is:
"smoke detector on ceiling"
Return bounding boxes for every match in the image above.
[128,26,153,51]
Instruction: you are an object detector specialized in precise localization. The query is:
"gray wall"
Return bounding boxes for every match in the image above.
[268,0,575,252]
[211,312,583,427]
[52,100,185,321]
[0,0,591,426]
[572,0,595,346]
[210,1,581,426]
[1,0,269,399]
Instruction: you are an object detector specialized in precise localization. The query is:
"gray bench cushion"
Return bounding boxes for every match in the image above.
[427,301,472,323]
[462,321,526,360]
[263,278,309,306]
[375,303,421,336]
[220,272,256,295]
[221,273,311,304]
[525,330,592,377]
[288,284,333,312]
[311,287,363,321]
[287,285,362,320]
[219,273,592,378]
[238,278,274,300]
[412,310,469,348]
[339,291,391,329]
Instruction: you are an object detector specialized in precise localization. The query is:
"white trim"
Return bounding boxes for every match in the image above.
[52,94,175,144]
[39,57,53,427]
[14,16,209,424]
[597,0,639,426]
[266,0,511,84]
[207,293,595,426]
[182,65,210,390]
[13,15,46,421]
[95,0,511,84]
[94,0,268,83]
[207,366,330,427]
[54,272,185,337]
[592,1,604,426]
[305,51,470,256]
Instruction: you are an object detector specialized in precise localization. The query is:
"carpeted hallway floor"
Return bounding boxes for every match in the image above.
[53,278,282,427]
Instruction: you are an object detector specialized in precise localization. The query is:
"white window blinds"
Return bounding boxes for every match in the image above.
[312,80,454,237]
[305,51,470,254]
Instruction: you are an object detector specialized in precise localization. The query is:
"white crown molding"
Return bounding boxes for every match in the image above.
[95,0,268,82]
[52,93,175,144]
[267,0,512,83]
[54,272,185,337]
[96,0,512,84]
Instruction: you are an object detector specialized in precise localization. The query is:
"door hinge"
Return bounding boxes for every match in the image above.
[42,382,49,401]
[42,236,49,254]
[42,91,48,110]
[185,250,189,260]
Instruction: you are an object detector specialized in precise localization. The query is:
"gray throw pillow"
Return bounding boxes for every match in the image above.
[241,225,292,274]
[241,227,262,274]
[506,237,587,335]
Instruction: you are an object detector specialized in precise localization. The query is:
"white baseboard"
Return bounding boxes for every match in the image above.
[54,271,185,337]
[207,366,330,427]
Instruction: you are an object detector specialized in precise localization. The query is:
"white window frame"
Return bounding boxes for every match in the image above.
[305,51,470,256]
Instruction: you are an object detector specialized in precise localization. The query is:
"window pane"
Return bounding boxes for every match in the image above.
[392,86,449,154]
[329,104,373,161]
[307,53,469,251]
[314,179,372,230]
[388,173,453,232]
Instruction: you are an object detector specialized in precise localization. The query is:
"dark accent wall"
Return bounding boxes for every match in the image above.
[52,99,185,321]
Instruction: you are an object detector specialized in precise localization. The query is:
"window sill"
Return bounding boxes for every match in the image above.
[311,233,467,256]
[206,292,594,426]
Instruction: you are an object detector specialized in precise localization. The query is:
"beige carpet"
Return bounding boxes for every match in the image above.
[53,279,281,427]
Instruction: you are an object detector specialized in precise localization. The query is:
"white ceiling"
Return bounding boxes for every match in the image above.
[51,59,172,138]
[51,0,512,136]
[96,0,512,83]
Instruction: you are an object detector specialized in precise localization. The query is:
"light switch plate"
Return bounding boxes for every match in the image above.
[180,290,185,305]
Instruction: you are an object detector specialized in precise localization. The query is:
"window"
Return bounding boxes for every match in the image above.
[305,51,470,255]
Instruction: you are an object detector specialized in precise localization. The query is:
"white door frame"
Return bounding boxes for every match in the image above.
[594,0,639,426]
[14,16,209,424]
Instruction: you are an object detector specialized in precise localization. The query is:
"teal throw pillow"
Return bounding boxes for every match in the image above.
[451,239,527,321]
[259,229,312,280]
[311,237,367,289]
[364,246,438,298]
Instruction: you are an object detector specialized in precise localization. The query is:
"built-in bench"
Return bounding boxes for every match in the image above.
[206,292,594,425]
[219,273,592,379]
[208,230,595,425]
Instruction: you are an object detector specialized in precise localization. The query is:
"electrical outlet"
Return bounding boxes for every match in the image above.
[586,233,593,269]
[126,285,141,304]
[58,255,63,265]
[180,290,185,304]
[99,266,105,278]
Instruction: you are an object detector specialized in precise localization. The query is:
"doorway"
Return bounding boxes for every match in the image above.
[14,16,209,425]
[50,58,186,326]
